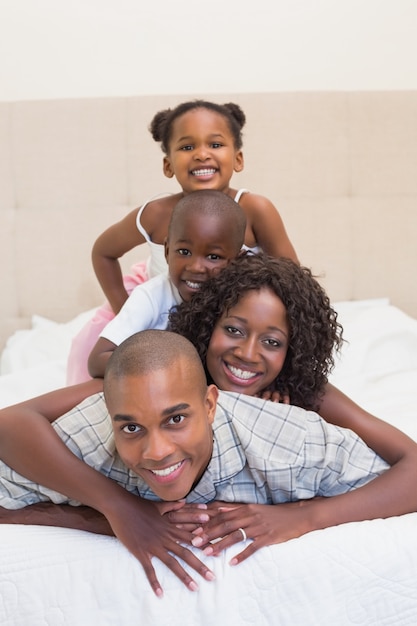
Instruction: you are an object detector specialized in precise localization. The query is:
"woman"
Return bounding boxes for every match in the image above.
[167,253,417,562]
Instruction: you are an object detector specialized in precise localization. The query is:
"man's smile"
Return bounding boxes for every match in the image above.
[145,460,186,482]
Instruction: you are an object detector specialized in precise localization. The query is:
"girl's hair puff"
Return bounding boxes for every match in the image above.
[149,100,246,153]
[168,253,343,410]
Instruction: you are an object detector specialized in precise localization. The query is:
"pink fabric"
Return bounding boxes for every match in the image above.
[66,261,148,385]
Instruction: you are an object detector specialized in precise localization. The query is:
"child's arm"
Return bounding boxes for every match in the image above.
[92,208,146,314]
[88,282,159,378]
[0,391,215,596]
[88,337,117,378]
[241,193,299,262]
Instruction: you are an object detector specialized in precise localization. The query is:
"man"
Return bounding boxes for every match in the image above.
[0,330,387,596]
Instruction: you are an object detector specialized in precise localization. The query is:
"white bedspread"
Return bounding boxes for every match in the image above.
[1,299,417,625]
[2,515,417,626]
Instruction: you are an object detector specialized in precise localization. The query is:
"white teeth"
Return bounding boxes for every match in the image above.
[227,365,257,380]
[185,281,201,289]
[191,168,216,176]
[151,461,182,477]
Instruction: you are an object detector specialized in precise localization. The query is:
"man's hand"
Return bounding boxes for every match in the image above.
[103,493,215,596]
[0,497,216,597]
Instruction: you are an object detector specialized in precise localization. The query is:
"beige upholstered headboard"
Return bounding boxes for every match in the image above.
[1,91,416,351]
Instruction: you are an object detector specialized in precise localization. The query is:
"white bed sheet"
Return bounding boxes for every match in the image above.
[1,299,417,625]
[2,515,417,626]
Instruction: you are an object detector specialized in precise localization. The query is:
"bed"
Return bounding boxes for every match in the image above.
[1,298,417,625]
[1,91,417,624]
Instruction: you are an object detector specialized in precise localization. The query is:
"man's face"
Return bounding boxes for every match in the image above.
[106,359,218,501]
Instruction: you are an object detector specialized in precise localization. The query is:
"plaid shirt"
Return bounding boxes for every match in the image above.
[0,392,388,509]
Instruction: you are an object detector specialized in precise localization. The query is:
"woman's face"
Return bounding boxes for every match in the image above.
[206,288,289,396]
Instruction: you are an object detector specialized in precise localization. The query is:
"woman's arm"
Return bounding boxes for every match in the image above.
[318,383,415,465]
[92,208,146,314]
[169,385,417,561]
[0,503,113,535]
[0,389,214,595]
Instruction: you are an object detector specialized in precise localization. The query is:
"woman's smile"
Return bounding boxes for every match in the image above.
[206,288,289,396]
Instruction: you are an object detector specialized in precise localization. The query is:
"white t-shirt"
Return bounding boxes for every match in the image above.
[100,273,182,346]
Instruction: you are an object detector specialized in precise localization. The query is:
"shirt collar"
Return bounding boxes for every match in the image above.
[185,400,247,503]
[169,277,183,305]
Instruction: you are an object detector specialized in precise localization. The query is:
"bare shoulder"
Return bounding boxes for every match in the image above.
[238,191,281,216]
[237,192,285,229]
[237,191,298,261]
[140,193,183,238]
[141,193,183,218]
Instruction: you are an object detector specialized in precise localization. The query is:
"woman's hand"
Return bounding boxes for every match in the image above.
[157,501,210,532]
[255,388,290,403]
[171,500,320,564]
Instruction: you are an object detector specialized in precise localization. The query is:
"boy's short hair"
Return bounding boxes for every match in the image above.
[168,190,246,253]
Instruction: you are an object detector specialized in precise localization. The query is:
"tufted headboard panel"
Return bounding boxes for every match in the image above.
[1,91,416,350]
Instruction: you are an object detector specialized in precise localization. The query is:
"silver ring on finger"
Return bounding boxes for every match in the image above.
[238,527,247,542]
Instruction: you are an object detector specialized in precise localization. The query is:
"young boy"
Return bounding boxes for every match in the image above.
[88,189,246,377]
[0,330,388,596]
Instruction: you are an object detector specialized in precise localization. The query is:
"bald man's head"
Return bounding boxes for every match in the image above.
[104,329,208,398]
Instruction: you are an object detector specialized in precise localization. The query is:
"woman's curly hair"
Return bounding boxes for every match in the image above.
[169,253,343,411]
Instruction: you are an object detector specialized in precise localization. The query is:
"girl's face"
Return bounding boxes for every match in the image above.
[162,108,244,194]
[206,288,289,396]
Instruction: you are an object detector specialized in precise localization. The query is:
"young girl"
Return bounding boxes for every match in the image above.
[66,99,298,384]
[168,253,417,562]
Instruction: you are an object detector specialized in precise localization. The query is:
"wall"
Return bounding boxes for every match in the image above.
[1,0,416,101]
[1,3,416,349]
[1,90,416,353]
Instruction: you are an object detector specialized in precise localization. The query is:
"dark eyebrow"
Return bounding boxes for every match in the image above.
[175,237,226,251]
[206,133,225,139]
[162,403,191,416]
[112,403,191,423]
[175,135,194,143]
[176,133,226,143]
[226,315,289,339]
[113,414,135,423]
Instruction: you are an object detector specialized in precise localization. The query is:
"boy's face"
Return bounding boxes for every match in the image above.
[106,358,218,501]
[165,212,239,301]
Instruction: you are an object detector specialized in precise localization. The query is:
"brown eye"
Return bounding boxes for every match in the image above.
[168,415,185,425]
[123,424,140,433]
